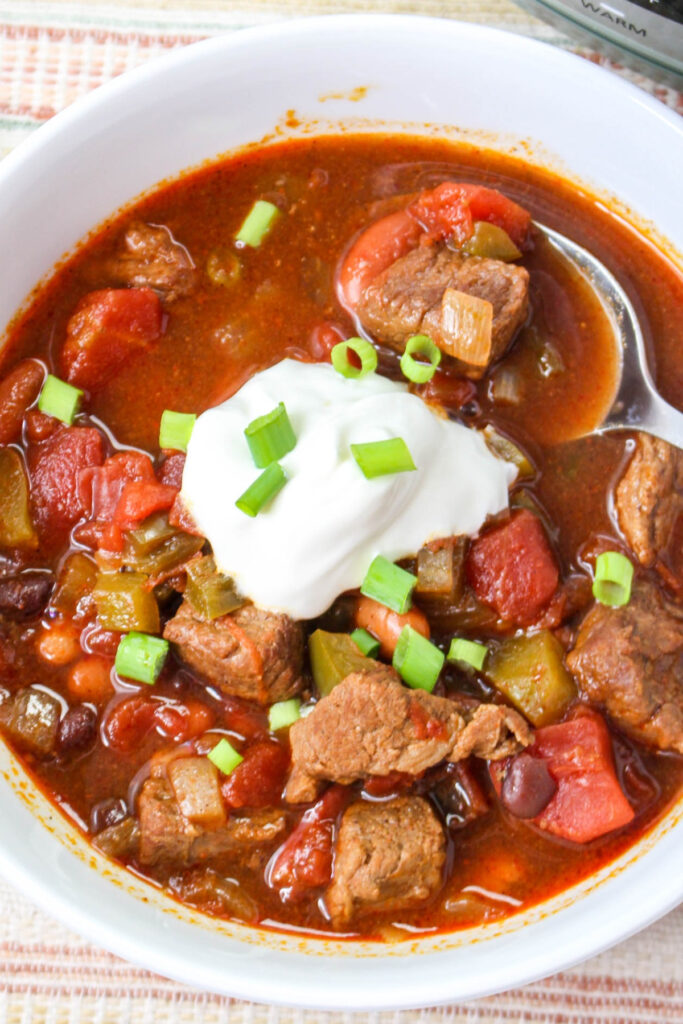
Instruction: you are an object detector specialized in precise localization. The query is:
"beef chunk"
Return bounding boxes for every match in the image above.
[356,245,529,377]
[106,221,195,301]
[614,434,683,567]
[137,775,286,869]
[0,686,61,756]
[163,600,304,705]
[285,668,531,803]
[325,797,445,927]
[567,579,683,754]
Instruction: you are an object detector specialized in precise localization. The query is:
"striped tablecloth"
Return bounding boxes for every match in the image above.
[0,3,681,1022]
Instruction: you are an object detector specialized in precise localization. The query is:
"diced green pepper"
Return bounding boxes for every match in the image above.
[93,571,160,634]
[308,629,374,697]
[52,551,98,615]
[416,537,466,600]
[185,555,244,620]
[462,221,521,261]
[486,630,576,727]
[0,448,37,548]
[126,512,179,557]
[123,528,203,578]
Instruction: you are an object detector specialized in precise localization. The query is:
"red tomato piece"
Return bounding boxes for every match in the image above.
[269,785,349,902]
[222,740,290,809]
[157,453,186,489]
[363,771,415,798]
[29,425,104,536]
[168,494,203,536]
[103,696,156,753]
[415,370,476,412]
[466,509,559,626]
[155,699,215,743]
[218,695,268,742]
[80,450,155,522]
[409,182,532,250]
[61,287,163,391]
[112,480,177,534]
[80,622,121,657]
[308,322,345,362]
[531,713,635,843]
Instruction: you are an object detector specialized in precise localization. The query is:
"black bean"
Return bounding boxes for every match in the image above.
[90,797,128,835]
[501,752,557,820]
[57,704,97,753]
[0,571,54,621]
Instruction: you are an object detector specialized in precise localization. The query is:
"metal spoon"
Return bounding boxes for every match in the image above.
[536,223,683,448]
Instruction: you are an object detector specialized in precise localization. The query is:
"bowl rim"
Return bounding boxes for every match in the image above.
[0,13,681,1010]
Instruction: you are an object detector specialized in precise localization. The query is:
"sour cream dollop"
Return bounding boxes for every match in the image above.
[181,359,516,619]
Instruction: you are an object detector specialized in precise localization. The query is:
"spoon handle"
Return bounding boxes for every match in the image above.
[602,391,683,449]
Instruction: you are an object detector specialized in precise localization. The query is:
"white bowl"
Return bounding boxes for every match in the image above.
[0,15,681,1010]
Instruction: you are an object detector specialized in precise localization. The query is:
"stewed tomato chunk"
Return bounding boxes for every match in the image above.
[269,785,348,902]
[466,509,559,626]
[62,287,163,391]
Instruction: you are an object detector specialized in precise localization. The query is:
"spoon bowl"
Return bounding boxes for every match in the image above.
[536,222,683,448]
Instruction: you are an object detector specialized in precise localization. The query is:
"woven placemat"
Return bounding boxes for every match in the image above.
[0,3,681,1021]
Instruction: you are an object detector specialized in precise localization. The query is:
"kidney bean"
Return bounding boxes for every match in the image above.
[0,571,53,621]
[0,360,44,444]
[89,796,128,834]
[57,704,98,753]
[501,752,557,820]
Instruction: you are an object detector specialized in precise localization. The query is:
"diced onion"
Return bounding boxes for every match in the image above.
[436,288,493,368]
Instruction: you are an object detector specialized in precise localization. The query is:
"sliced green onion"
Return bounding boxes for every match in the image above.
[268,698,301,732]
[235,462,287,518]
[447,637,488,671]
[159,410,196,452]
[350,438,416,479]
[114,631,168,685]
[235,200,280,248]
[360,555,416,615]
[37,374,83,425]
[331,337,378,379]
[593,551,634,607]
[400,335,442,384]
[350,628,380,658]
[393,625,445,693]
[208,737,243,775]
[244,402,296,468]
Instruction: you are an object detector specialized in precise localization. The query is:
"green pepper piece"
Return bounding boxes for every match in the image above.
[127,512,179,557]
[462,221,522,261]
[93,571,160,634]
[0,448,38,548]
[185,555,244,620]
[308,629,374,697]
[123,530,204,577]
[416,536,466,600]
[52,552,98,615]
[486,630,576,727]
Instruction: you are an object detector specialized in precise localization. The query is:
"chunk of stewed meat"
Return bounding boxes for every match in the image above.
[325,797,446,927]
[106,221,196,301]
[0,571,53,621]
[163,600,304,705]
[0,686,61,756]
[285,668,532,803]
[614,434,683,567]
[356,245,529,377]
[137,775,286,869]
[567,580,683,754]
